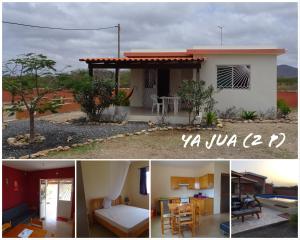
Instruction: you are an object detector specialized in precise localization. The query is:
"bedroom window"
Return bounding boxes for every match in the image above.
[217,65,250,89]
[140,167,149,195]
[146,169,150,195]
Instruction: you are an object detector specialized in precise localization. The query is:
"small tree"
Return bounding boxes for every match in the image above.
[177,79,217,124]
[3,53,62,142]
[72,72,115,121]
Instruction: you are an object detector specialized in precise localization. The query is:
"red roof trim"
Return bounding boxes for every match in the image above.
[187,48,285,55]
[124,51,192,58]
[79,57,206,63]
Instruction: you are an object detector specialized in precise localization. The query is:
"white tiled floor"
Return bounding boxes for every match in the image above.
[231,207,288,234]
[43,218,73,238]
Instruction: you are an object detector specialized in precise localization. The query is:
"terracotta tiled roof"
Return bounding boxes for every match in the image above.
[124,51,192,58]
[79,57,206,63]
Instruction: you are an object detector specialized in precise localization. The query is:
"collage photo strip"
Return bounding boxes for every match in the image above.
[1,1,299,239]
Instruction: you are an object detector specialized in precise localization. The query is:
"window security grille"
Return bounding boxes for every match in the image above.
[59,182,72,201]
[217,65,250,89]
[144,69,156,88]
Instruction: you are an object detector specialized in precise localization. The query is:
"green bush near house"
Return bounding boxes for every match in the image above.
[289,213,298,227]
[205,111,218,126]
[241,110,257,120]
[113,90,130,106]
[277,99,291,117]
[177,80,217,125]
[72,74,115,122]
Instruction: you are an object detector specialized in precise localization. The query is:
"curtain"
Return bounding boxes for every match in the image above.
[140,167,148,195]
[107,161,130,200]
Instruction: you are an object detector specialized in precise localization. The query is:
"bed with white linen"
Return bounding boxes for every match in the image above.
[91,196,149,237]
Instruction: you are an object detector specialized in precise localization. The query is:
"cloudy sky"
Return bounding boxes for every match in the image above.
[3,2,298,70]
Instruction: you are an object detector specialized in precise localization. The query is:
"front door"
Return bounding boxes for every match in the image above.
[221,173,230,213]
[157,69,170,98]
[57,179,73,220]
[39,179,47,220]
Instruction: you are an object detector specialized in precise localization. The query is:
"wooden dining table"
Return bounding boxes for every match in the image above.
[3,223,47,238]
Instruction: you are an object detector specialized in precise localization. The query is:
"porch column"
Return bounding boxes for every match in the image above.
[196,67,200,81]
[115,67,119,95]
[238,177,241,200]
[88,63,93,78]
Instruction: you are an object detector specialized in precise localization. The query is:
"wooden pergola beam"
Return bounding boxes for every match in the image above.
[86,59,204,97]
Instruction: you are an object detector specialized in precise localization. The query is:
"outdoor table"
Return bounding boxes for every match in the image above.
[3,223,47,238]
[160,96,181,114]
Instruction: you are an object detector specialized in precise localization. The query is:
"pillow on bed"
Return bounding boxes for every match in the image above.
[103,197,112,209]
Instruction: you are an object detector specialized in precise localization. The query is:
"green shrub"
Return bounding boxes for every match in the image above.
[289,213,298,227]
[206,111,218,126]
[177,79,217,124]
[277,99,291,117]
[74,77,115,121]
[241,111,257,120]
[113,90,130,106]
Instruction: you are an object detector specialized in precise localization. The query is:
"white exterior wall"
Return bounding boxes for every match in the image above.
[198,54,277,113]
[129,54,277,112]
[130,69,144,107]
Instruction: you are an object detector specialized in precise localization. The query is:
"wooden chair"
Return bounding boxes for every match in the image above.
[160,200,172,235]
[30,218,43,228]
[2,221,12,233]
[174,204,195,237]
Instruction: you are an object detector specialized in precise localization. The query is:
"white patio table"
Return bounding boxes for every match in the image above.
[160,96,181,114]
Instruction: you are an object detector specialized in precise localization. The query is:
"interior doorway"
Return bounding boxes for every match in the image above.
[46,182,58,221]
[40,179,73,222]
[220,173,230,213]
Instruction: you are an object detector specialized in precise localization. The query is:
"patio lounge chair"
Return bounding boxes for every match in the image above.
[232,207,261,222]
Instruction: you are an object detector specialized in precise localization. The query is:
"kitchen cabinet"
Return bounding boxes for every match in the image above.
[199,174,214,189]
[170,176,195,189]
[171,174,214,190]
[171,176,180,189]
[190,197,213,216]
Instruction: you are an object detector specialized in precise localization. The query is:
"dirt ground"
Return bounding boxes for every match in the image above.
[45,121,297,159]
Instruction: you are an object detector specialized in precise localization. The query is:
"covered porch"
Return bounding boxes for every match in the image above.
[79,56,206,124]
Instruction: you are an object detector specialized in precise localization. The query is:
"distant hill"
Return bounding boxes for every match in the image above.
[277,65,298,78]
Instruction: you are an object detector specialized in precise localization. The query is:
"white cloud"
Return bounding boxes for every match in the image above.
[2,2,298,69]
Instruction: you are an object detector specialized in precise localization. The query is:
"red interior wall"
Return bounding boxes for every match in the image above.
[3,166,75,219]
[27,167,75,218]
[2,166,28,210]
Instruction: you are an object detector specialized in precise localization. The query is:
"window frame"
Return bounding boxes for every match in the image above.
[146,168,150,195]
[216,64,251,90]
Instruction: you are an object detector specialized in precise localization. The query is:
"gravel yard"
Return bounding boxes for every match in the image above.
[45,121,298,159]
[2,120,149,159]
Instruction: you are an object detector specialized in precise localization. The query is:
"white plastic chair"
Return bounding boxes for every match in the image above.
[151,94,163,114]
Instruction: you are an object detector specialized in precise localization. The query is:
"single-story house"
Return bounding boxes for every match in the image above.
[80,46,285,124]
